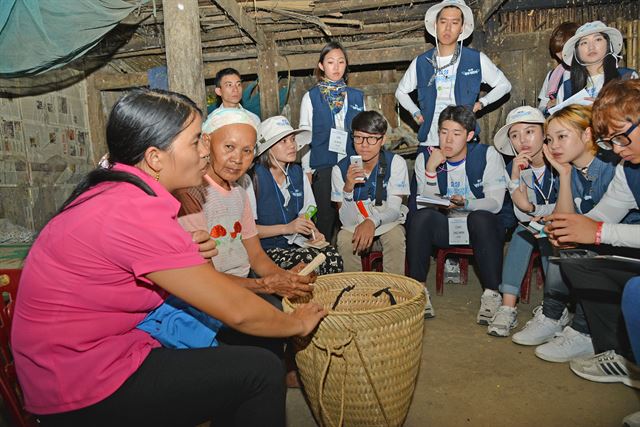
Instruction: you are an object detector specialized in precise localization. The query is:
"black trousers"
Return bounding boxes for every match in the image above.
[311,167,338,241]
[37,346,286,427]
[407,208,505,290]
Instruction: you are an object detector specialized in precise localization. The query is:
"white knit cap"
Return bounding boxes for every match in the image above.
[202,107,258,134]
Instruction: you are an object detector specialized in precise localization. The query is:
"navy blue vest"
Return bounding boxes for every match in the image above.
[308,86,365,170]
[562,67,636,100]
[624,162,640,209]
[254,164,305,250]
[423,143,488,199]
[415,47,482,142]
[337,150,395,203]
[506,161,558,206]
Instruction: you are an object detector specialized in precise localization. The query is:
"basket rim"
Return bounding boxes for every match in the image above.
[283,271,426,316]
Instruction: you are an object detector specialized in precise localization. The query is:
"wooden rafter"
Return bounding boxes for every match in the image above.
[209,0,265,45]
[478,0,508,25]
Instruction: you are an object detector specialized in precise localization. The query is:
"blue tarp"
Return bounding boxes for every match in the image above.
[0,0,149,77]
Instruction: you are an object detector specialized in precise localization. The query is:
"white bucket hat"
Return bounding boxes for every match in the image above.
[424,0,474,41]
[256,116,311,156]
[494,106,545,156]
[202,107,257,135]
[561,21,623,66]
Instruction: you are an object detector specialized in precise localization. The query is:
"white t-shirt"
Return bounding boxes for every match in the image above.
[395,51,512,145]
[415,146,506,213]
[331,154,410,235]
[556,71,639,104]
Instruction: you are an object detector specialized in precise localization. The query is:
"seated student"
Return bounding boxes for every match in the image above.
[140,108,315,357]
[331,110,409,276]
[542,79,640,388]
[556,21,638,105]
[513,104,640,363]
[488,106,558,337]
[249,115,343,275]
[211,67,261,125]
[407,105,507,322]
[10,89,325,426]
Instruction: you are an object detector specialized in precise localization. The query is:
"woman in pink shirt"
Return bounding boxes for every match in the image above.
[11,89,325,427]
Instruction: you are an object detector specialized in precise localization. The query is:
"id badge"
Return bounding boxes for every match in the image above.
[448,216,469,245]
[328,128,348,155]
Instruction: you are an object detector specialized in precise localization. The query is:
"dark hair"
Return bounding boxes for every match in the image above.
[214,68,241,88]
[438,105,476,133]
[570,32,619,95]
[549,22,579,59]
[351,110,388,135]
[436,5,464,25]
[314,41,349,81]
[57,88,201,214]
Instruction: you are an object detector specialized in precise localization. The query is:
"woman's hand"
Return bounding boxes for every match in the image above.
[290,303,327,336]
[543,144,572,176]
[191,230,218,259]
[343,163,365,193]
[257,271,315,298]
[544,213,599,245]
[426,148,446,173]
[309,229,325,243]
[511,152,532,179]
[286,216,316,235]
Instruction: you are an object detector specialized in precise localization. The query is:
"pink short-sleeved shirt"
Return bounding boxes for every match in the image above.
[11,163,206,415]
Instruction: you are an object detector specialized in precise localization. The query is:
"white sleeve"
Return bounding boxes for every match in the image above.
[555,81,566,104]
[387,156,410,196]
[478,53,512,107]
[466,187,504,214]
[299,172,316,215]
[370,195,402,227]
[600,223,640,248]
[299,93,313,173]
[482,147,508,192]
[538,71,552,111]
[331,165,344,202]
[585,165,639,223]
[395,58,421,116]
[415,152,439,202]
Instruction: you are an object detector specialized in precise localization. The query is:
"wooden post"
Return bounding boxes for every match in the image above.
[257,34,279,119]
[85,73,108,165]
[162,0,206,112]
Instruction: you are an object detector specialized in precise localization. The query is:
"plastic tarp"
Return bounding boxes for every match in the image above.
[0,0,149,77]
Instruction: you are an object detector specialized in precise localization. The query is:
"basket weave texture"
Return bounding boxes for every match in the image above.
[283,272,426,427]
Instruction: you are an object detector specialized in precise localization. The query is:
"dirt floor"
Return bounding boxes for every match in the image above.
[285,267,640,427]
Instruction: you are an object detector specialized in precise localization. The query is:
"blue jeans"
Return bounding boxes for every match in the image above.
[498,225,550,297]
[622,277,640,363]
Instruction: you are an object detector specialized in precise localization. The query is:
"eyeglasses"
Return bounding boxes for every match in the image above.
[596,123,638,151]
[352,134,384,146]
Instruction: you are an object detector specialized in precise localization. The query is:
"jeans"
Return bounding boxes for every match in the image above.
[499,225,551,297]
[622,277,640,363]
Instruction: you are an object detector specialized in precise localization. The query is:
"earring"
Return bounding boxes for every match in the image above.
[154,171,160,181]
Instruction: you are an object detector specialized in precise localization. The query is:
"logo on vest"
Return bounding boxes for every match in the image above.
[291,190,303,198]
[473,179,483,188]
[350,104,363,111]
[461,68,480,76]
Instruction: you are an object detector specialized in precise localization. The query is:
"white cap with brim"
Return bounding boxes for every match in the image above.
[562,21,623,66]
[202,107,258,135]
[493,106,545,156]
[256,116,311,156]
[424,0,474,41]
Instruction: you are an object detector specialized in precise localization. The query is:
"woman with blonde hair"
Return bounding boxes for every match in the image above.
[512,104,640,363]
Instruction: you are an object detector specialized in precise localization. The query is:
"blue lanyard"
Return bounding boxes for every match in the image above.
[270,171,300,224]
[523,167,554,204]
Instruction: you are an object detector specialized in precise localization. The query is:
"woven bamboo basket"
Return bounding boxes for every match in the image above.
[283,272,426,427]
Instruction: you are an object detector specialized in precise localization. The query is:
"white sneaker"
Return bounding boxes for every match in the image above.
[623,411,640,427]
[487,305,518,337]
[423,287,435,319]
[477,289,501,325]
[512,307,571,346]
[534,326,595,363]
[570,350,640,389]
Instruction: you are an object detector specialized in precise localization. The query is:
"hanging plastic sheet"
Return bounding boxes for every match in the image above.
[0,0,149,77]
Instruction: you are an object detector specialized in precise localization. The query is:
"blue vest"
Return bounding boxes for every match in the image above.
[424,143,488,199]
[562,67,636,99]
[571,155,640,224]
[309,86,365,170]
[506,161,558,206]
[254,164,305,250]
[415,47,482,142]
[337,150,395,203]
[624,161,640,209]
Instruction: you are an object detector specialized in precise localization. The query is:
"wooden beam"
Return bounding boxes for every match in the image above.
[313,0,433,15]
[163,0,207,111]
[210,0,265,45]
[85,73,108,165]
[478,0,508,25]
[257,34,279,119]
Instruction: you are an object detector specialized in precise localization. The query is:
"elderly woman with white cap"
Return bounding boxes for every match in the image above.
[395,0,511,153]
[487,106,558,338]
[555,20,638,105]
[249,116,343,275]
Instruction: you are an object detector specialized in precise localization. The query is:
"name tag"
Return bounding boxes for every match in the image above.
[448,216,469,245]
[328,128,348,155]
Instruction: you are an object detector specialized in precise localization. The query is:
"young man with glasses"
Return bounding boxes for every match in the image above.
[330,111,410,275]
[543,79,640,398]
